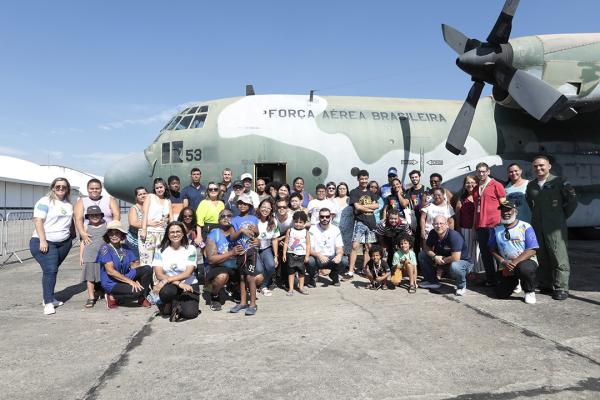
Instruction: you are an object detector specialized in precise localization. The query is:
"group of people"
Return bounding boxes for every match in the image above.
[29,155,577,319]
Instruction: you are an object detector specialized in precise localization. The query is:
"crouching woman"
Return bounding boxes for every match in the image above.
[98,221,153,309]
[152,221,200,321]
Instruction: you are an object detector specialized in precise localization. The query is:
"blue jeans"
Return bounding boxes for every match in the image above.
[256,247,276,289]
[476,228,496,284]
[306,255,349,285]
[30,237,72,304]
[418,251,473,289]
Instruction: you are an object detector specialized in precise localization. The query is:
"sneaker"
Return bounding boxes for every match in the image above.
[344,271,354,279]
[524,292,536,304]
[455,287,467,296]
[245,306,257,316]
[138,298,152,308]
[105,293,119,309]
[210,300,222,311]
[230,303,248,313]
[419,281,441,289]
[260,287,273,297]
[333,282,341,287]
[513,282,522,294]
[306,283,316,289]
[42,299,64,307]
[43,303,55,315]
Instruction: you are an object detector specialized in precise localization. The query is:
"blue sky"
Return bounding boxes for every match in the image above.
[0,0,596,175]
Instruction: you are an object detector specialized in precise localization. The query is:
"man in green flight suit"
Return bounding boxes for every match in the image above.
[526,155,578,300]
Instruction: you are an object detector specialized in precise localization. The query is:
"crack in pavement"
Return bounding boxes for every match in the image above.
[442,376,600,399]
[442,294,600,367]
[80,314,156,400]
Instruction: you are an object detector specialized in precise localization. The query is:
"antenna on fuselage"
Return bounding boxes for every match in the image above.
[246,85,255,96]
[309,90,316,102]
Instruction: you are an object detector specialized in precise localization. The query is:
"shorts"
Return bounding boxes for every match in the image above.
[352,221,377,244]
[237,248,259,277]
[287,253,306,275]
[206,266,236,282]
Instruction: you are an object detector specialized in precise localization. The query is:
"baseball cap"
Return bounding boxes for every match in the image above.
[387,167,398,177]
[240,172,253,181]
[237,193,253,205]
[232,180,244,188]
[498,200,517,210]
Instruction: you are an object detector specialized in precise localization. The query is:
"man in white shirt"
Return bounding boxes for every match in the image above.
[306,208,346,287]
[307,184,338,226]
[240,172,260,208]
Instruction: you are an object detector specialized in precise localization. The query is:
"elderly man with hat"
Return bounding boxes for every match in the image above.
[380,167,398,200]
[488,200,539,304]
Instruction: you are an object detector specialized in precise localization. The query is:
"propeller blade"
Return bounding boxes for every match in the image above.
[487,0,520,44]
[446,81,485,155]
[441,24,481,55]
[507,70,568,122]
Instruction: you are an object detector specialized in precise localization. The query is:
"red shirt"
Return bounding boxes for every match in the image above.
[473,179,505,228]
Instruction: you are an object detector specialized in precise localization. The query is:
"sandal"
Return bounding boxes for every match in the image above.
[298,288,309,295]
[169,303,181,322]
[85,298,95,308]
[408,284,417,294]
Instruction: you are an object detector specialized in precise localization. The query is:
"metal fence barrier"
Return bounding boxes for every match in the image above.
[3,211,34,264]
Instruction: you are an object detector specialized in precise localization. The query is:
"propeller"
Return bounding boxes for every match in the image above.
[441,0,568,155]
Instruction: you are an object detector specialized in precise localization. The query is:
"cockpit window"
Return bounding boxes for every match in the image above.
[167,116,182,131]
[190,114,206,129]
[161,117,175,132]
[164,105,209,130]
[174,115,193,130]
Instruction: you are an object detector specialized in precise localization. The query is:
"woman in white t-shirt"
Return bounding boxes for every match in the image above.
[152,221,199,322]
[420,188,455,241]
[256,198,280,296]
[139,178,172,265]
[29,177,74,315]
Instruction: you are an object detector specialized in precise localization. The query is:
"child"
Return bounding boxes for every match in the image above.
[283,211,310,296]
[365,245,390,290]
[392,234,418,293]
[79,205,107,307]
[228,194,261,316]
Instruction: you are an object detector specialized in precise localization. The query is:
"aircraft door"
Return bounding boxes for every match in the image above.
[254,163,287,186]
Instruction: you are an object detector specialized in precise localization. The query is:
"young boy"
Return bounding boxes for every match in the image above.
[392,234,418,293]
[365,245,390,290]
[283,211,310,296]
[79,205,107,307]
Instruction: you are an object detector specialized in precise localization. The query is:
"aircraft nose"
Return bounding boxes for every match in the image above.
[104,153,153,203]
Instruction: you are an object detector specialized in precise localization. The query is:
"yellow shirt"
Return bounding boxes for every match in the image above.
[195,200,225,226]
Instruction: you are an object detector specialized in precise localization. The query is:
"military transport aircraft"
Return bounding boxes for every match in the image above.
[104,0,600,230]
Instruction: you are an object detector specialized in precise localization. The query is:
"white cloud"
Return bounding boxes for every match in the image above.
[98,101,196,131]
[0,146,28,156]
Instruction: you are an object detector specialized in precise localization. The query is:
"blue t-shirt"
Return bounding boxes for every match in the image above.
[380,183,392,199]
[96,243,137,293]
[505,183,532,224]
[181,184,206,211]
[426,229,470,262]
[488,220,538,267]
[231,214,259,250]
[207,228,236,269]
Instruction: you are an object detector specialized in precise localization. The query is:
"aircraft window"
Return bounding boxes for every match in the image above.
[199,106,208,113]
[181,107,191,115]
[174,115,193,130]
[190,114,206,129]
[161,117,175,131]
[167,116,182,130]
[187,106,198,114]
[171,141,183,163]
[162,142,170,164]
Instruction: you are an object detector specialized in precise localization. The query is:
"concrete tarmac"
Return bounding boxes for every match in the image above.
[1,241,600,400]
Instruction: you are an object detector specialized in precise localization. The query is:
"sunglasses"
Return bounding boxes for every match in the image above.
[504,227,511,241]
[319,215,331,219]
[54,185,67,190]
[219,214,233,219]
[327,186,335,190]
[208,187,219,192]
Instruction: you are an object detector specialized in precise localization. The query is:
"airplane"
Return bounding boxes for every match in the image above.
[104,0,600,234]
